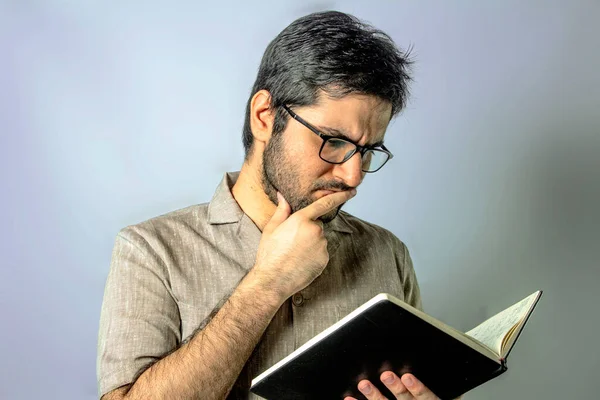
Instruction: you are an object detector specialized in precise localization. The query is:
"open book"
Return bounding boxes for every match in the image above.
[465,290,542,360]
[250,290,542,400]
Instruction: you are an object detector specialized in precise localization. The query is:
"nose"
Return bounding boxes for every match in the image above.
[332,152,364,188]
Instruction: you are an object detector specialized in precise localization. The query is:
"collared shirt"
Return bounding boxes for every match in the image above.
[97,172,422,399]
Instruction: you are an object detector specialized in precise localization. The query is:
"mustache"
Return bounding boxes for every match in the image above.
[312,181,355,192]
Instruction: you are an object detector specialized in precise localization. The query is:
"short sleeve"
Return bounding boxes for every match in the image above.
[397,240,423,311]
[97,227,180,398]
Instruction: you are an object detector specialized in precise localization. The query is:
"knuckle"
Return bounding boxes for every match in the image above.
[410,384,426,397]
[391,384,410,396]
[314,222,324,234]
[320,197,334,210]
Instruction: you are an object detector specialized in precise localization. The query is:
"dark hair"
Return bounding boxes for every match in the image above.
[242,11,414,157]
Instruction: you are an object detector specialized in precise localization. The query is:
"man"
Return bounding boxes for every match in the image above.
[98,11,453,400]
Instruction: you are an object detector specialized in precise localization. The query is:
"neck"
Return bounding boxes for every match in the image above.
[231,159,275,232]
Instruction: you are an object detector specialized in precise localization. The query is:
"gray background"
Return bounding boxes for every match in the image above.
[1,1,598,399]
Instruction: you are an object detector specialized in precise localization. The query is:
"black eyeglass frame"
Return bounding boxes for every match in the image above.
[282,104,394,173]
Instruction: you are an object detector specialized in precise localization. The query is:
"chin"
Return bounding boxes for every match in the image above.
[319,208,341,223]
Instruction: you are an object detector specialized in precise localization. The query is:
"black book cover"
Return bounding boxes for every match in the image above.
[250,296,508,400]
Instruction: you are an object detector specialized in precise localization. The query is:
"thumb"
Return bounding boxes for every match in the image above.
[264,192,291,233]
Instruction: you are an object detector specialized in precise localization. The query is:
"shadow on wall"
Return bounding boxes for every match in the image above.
[535,128,600,271]
[427,115,599,329]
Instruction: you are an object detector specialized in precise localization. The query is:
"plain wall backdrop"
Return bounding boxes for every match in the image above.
[1,1,599,399]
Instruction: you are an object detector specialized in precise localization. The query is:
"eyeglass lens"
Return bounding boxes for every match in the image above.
[321,138,389,172]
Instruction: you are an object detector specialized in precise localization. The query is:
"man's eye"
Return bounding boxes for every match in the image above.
[326,139,351,149]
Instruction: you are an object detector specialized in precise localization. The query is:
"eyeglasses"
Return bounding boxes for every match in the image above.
[282,105,393,173]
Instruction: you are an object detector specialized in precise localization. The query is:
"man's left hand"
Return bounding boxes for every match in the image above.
[344,371,462,400]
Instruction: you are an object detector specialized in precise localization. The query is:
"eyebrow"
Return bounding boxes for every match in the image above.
[318,126,385,148]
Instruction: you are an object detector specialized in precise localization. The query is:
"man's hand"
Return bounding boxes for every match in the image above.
[344,372,463,400]
[251,189,356,302]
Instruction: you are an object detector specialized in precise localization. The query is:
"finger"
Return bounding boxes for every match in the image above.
[357,379,388,400]
[263,192,291,234]
[401,374,439,400]
[298,189,357,221]
[380,371,411,399]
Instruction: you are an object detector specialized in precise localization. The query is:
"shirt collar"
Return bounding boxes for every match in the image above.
[207,172,244,224]
[207,171,354,234]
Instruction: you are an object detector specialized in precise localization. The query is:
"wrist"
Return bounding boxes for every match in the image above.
[237,268,287,311]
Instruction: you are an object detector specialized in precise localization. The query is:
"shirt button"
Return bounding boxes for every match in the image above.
[292,293,304,306]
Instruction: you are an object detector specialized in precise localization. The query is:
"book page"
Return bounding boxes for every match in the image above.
[465,292,539,356]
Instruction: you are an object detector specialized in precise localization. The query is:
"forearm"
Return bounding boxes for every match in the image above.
[122,270,283,400]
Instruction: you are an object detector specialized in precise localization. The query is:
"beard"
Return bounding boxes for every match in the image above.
[261,132,352,223]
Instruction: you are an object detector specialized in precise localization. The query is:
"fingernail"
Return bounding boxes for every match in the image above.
[359,383,372,394]
[350,188,357,196]
[403,375,414,387]
[382,373,394,384]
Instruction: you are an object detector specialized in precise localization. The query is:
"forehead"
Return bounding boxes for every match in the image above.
[298,93,392,144]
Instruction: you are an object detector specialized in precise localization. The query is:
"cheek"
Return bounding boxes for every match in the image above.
[288,135,317,159]
[286,139,330,173]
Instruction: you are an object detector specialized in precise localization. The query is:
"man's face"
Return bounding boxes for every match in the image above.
[261,93,392,222]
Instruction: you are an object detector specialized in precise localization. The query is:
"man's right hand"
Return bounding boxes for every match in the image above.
[251,189,357,302]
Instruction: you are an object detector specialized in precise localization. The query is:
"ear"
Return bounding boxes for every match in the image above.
[249,89,275,148]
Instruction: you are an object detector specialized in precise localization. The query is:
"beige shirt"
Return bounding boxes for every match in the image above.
[97,172,422,399]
